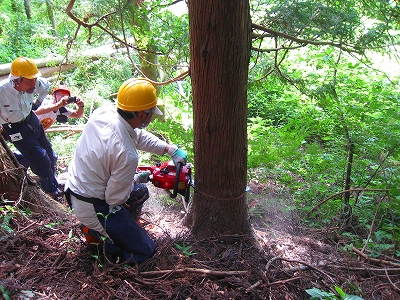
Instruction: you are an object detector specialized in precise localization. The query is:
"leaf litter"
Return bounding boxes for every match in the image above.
[0,179,399,300]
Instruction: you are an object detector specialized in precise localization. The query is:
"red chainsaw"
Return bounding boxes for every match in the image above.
[137,161,194,204]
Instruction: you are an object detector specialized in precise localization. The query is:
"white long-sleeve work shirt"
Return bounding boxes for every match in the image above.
[66,106,168,207]
[0,77,49,124]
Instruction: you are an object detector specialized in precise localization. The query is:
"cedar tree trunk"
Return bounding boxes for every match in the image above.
[0,135,66,216]
[188,0,252,238]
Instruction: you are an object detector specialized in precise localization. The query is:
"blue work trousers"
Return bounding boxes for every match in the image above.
[94,203,156,264]
[5,112,58,193]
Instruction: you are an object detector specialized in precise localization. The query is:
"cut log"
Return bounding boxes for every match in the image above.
[45,125,84,133]
[0,64,77,82]
[0,43,129,83]
[0,54,65,75]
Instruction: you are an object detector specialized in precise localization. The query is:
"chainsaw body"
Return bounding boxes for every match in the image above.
[137,161,192,200]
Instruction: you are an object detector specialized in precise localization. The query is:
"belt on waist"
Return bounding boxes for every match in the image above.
[68,189,109,207]
[2,112,32,131]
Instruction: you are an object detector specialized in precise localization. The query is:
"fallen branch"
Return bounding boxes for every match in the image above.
[361,198,383,253]
[352,247,400,268]
[266,276,303,287]
[139,267,248,277]
[266,256,334,283]
[362,249,400,264]
[45,126,84,133]
[335,266,400,272]
[0,55,65,75]
[120,267,248,285]
[18,220,38,233]
[244,276,304,292]
[385,268,400,292]
[306,188,398,217]
[124,280,152,299]
[245,280,262,292]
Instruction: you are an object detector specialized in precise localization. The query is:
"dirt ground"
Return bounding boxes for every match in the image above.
[0,178,399,300]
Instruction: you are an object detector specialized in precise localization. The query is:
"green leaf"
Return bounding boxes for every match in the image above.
[174,243,196,256]
[334,286,346,298]
[306,287,337,299]
[0,285,11,300]
[343,295,364,300]
[389,187,400,196]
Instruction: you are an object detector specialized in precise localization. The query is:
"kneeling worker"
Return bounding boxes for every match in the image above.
[65,78,188,264]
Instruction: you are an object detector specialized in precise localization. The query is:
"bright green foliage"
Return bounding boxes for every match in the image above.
[68,54,133,96]
[256,2,360,42]
[0,0,399,257]
[122,0,190,76]
[0,285,11,300]
[175,242,196,257]
[146,118,193,163]
[0,206,14,234]
[0,0,41,61]
[247,34,399,249]
[0,205,31,236]
[45,220,62,227]
[251,0,400,54]
[306,286,364,299]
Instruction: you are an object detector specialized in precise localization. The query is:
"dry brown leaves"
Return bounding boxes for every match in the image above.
[0,185,399,299]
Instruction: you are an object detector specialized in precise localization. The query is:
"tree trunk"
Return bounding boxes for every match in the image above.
[189,0,252,238]
[0,135,25,201]
[24,0,32,19]
[46,0,57,35]
[127,1,161,82]
[0,135,66,216]
[344,142,354,217]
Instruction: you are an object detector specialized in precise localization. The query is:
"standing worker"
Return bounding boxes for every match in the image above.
[65,77,188,265]
[0,57,63,199]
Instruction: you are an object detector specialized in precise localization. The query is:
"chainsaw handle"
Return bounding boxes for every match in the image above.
[170,161,183,198]
[136,166,154,174]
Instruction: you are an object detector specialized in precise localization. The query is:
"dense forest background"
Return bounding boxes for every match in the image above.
[0,0,400,299]
[1,0,399,268]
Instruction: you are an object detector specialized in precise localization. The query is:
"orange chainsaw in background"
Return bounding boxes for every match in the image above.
[137,160,194,205]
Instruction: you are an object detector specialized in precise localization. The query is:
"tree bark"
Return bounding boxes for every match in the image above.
[128,1,162,82]
[46,0,57,35]
[0,134,25,201]
[0,135,66,216]
[189,0,252,238]
[24,0,32,19]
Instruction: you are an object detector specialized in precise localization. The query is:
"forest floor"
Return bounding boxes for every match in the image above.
[0,175,399,300]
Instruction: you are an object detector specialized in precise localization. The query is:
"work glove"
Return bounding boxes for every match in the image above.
[134,171,150,184]
[167,145,188,165]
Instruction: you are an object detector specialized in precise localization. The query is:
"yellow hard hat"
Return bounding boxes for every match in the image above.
[10,57,41,79]
[117,78,158,112]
